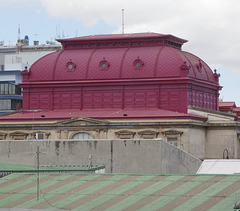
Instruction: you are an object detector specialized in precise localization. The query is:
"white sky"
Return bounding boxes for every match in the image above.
[0,0,239,105]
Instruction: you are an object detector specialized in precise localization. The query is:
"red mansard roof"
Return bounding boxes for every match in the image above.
[15,32,221,120]
[25,33,219,85]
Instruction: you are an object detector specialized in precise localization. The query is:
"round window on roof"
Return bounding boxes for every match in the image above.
[68,64,73,70]
[101,62,107,69]
[99,59,110,70]
[66,60,76,72]
[136,61,141,68]
[134,58,144,70]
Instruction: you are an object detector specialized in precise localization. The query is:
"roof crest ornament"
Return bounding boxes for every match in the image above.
[179,61,190,76]
[213,69,220,83]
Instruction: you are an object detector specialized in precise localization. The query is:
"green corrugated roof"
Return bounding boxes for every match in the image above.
[0,162,105,172]
[0,173,240,210]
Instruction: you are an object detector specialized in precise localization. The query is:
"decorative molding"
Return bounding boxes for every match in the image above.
[195,60,203,73]
[0,132,7,140]
[179,61,191,76]
[115,130,136,139]
[21,66,30,82]
[213,69,220,83]
[138,130,159,139]
[61,36,185,50]
[161,130,183,136]
[70,131,94,139]
[58,117,109,125]
[9,131,29,140]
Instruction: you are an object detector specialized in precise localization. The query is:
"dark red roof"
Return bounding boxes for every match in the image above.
[26,33,217,84]
[18,32,221,116]
[0,108,207,121]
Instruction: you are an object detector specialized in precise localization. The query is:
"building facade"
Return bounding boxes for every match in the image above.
[0,33,239,160]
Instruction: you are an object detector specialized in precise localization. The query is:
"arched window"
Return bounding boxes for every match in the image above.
[72,132,93,140]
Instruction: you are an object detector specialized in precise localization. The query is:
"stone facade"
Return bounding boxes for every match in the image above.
[0,139,202,174]
[0,107,239,160]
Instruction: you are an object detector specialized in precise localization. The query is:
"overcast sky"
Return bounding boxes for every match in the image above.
[0,0,239,105]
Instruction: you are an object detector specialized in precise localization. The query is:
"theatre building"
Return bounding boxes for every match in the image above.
[0,32,239,160]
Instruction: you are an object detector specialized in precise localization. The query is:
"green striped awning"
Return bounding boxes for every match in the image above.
[0,173,239,210]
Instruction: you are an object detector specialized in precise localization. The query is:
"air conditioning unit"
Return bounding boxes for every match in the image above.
[36,133,45,140]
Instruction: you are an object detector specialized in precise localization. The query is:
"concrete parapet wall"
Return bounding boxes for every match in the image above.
[0,139,202,174]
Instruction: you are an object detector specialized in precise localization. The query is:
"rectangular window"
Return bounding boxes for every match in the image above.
[4,84,8,95]
[9,84,14,95]
[167,137,178,147]
[0,99,11,110]
[0,84,4,95]
[0,83,21,95]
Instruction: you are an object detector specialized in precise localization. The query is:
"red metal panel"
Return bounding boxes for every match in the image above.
[159,85,188,113]
[112,92,123,108]
[82,92,93,109]
[72,93,81,109]
[124,86,158,109]
[21,88,30,110]
[102,92,113,109]
[87,48,126,80]
[93,93,102,109]
[53,93,61,109]
[29,51,61,81]
[135,92,146,108]
[121,46,159,79]
[61,93,72,109]
[29,94,39,110]
[159,91,169,110]
[82,86,124,109]
[54,49,93,81]
[39,94,51,110]
[146,91,158,108]
[156,47,182,78]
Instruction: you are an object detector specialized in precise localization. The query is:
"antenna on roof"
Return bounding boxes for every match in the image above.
[17,24,21,54]
[122,8,124,34]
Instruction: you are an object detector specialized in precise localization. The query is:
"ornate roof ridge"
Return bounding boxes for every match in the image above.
[57,32,187,50]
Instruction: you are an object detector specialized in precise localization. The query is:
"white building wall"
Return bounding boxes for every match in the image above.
[4,51,56,69]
